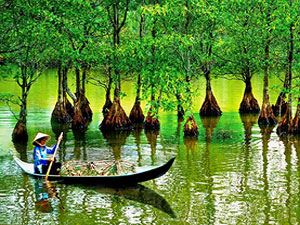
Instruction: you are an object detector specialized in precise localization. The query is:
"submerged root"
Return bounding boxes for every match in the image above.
[51,101,72,124]
[129,100,145,124]
[292,106,300,134]
[276,107,293,136]
[271,93,287,117]
[100,96,132,131]
[258,100,277,126]
[144,113,160,130]
[12,120,28,142]
[102,98,112,117]
[200,90,222,116]
[183,116,199,137]
[239,93,260,114]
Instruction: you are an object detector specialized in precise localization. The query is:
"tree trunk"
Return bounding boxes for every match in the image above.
[12,91,28,142]
[52,64,72,123]
[277,22,294,136]
[102,70,113,117]
[276,104,293,136]
[258,37,277,126]
[99,88,132,131]
[129,74,144,124]
[144,110,160,131]
[239,78,260,114]
[272,63,289,116]
[129,97,145,124]
[292,99,300,134]
[200,73,222,116]
[175,94,184,119]
[72,88,93,129]
[183,115,199,137]
[72,65,93,129]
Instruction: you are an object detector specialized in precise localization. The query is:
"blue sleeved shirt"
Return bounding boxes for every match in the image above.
[33,144,57,173]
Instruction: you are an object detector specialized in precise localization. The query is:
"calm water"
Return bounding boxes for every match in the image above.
[1,70,300,224]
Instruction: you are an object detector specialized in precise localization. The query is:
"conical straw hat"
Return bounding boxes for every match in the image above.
[32,132,51,145]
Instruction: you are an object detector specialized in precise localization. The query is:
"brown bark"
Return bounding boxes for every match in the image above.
[276,104,293,136]
[129,97,145,124]
[200,74,222,116]
[51,65,72,123]
[52,101,72,124]
[102,75,113,117]
[183,115,199,137]
[258,98,277,126]
[272,92,287,117]
[200,90,222,116]
[292,101,300,134]
[175,94,184,119]
[144,111,160,130]
[239,79,260,114]
[100,88,132,131]
[72,89,93,129]
[258,30,277,126]
[12,120,28,142]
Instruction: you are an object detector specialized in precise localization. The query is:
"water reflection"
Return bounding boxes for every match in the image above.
[279,136,292,224]
[13,140,28,161]
[78,184,176,218]
[183,136,198,151]
[145,130,159,165]
[34,179,64,213]
[293,136,300,223]
[102,130,130,160]
[260,125,274,224]
[132,127,143,166]
[201,116,220,143]
[240,114,258,146]
[73,129,88,160]
[200,117,219,224]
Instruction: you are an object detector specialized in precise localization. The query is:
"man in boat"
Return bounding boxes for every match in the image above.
[33,132,62,175]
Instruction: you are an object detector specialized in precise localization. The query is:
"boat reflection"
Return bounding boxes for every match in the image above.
[34,179,64,213]
[77,183,176,218]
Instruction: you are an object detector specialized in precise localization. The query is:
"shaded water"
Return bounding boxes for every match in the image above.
[1,71,300,224]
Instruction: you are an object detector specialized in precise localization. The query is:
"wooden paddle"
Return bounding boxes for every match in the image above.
[45,132,63,182]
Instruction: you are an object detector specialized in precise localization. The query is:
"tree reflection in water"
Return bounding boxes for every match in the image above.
[260,125,275,225]
[279,135,292,225]
[34,179,64,213]
[102,130,131,160]
[145,129,159,165]
[77,183,176,218]
[132,126,143,166]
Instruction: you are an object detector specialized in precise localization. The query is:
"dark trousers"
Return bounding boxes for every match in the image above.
[41,162,61,175]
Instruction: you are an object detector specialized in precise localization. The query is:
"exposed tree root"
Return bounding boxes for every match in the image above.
[276,106,293,136]
[292,104,300,134]
[183,116,199,137]
[100,89,132,131]
[239,81,260,114]
[12,120,28,142]
[51,101,72,124]
[258,99,277,126]
[271,93,287,117]
[200,90,222,116]
[144,113,160,130]
[129,99,145,124]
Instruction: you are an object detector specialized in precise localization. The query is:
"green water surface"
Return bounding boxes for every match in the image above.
[1,71,299,224]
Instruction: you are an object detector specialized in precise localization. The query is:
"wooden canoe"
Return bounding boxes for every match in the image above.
[14,156,175,185]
